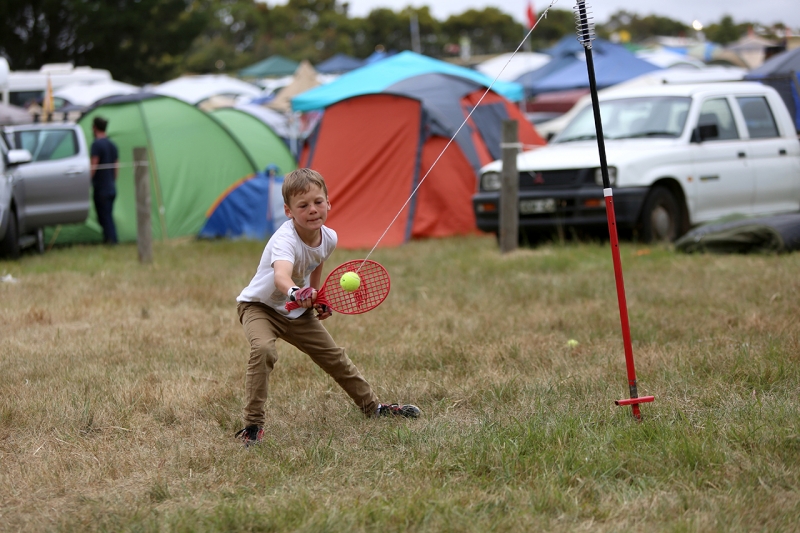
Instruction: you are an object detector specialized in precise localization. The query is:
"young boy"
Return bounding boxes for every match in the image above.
[235,168,420,447]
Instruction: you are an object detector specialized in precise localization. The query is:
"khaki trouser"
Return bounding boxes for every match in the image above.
[237,302,379,425]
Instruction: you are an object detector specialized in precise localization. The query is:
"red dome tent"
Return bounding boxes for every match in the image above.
[292,52,545,249]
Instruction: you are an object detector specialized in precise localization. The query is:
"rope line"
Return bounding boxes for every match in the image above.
[93,162,148,170]
[359,0,562,270]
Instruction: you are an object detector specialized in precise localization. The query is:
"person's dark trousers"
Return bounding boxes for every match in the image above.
[94,193,118,244]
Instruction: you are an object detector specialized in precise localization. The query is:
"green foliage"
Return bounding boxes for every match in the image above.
[184,0,266,73]
[0,0,81,70]
[527,8,576,51]
[599,10,691,41]
[0,0,210,83]
[704,16,749,45]
[361,8,409,55]
[441,8,526,56]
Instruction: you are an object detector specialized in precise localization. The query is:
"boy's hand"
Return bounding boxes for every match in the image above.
[314,304,333,320]
[314,304,332,320]
[294,287,316,308]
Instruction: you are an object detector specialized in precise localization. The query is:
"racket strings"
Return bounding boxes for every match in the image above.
[324,260,390,314]
[360,0,562,264]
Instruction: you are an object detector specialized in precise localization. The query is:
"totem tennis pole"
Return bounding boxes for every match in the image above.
[573,0,655,419]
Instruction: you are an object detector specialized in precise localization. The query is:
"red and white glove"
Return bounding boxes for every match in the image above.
[289,286,315,302]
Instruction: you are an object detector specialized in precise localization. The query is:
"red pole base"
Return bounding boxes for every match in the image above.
[615,396,654,421]
[615,396,655,406]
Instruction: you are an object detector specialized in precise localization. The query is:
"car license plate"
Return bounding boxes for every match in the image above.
[519,198,556,214]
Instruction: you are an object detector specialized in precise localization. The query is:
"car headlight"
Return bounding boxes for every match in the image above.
[481,171,502,191]
[594,166,617,187]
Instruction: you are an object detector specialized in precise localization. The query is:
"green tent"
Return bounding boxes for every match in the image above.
[238,55,299,78]
[52,93,259,244]
[209,107,296,174]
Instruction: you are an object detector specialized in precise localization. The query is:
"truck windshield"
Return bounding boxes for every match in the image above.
[555,96,692,142]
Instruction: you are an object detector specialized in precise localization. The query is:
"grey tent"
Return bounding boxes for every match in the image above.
[745,47,800,132]
[675,214,800,254]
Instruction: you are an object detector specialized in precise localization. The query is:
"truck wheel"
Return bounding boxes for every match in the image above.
[639,186,680,243]
[0,211,21,259]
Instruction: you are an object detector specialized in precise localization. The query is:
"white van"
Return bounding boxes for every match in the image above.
[1,62,112,108]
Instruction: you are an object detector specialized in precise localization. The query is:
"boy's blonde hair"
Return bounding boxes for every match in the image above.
[282,168,329,206]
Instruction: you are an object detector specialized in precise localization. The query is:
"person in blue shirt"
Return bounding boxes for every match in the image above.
[90,116,119,244]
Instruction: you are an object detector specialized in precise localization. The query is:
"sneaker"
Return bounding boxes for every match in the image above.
[376,403,421,418]
[234,425,264,447]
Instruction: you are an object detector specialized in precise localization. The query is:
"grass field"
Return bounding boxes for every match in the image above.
[1,235,798,532]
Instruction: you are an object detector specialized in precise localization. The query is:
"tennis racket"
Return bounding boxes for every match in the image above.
[285,259,390,315]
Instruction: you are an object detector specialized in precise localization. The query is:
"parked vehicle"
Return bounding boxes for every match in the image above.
[1,123,91,258]
[0,62,111,109]
[534,66,748,141]
[473,82,800,243]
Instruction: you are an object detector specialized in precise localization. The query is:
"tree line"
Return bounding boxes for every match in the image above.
[0,0,776,85]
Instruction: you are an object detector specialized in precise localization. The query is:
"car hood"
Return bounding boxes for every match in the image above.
[482,138,683,172]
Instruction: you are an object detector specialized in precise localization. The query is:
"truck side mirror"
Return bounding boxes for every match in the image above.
[6,149,32,166]
[691,124,719,143]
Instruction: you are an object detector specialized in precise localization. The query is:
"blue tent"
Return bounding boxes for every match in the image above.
[515,55,579,96]
[292,51,524,111]
[542,35,594,57]
[316,53,364,74]
[518,36,602,96]
[533,41,662,93]
[199,167,287,240]
[364,49,396,64]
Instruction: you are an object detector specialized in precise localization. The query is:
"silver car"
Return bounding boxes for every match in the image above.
[1,123,91,258]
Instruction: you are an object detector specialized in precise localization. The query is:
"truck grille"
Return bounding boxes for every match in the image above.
[519,169,588,189]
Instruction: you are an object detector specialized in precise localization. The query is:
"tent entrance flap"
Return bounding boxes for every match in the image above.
[412,135,478,239]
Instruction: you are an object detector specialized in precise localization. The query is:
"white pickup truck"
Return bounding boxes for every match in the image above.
[473,82,800,243]
[1,123,91,258]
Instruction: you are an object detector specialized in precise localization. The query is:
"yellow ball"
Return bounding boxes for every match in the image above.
[340,272,361,292]
[567,339,579,348]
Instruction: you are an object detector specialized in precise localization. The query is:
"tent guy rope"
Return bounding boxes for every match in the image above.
[93,162,147,170]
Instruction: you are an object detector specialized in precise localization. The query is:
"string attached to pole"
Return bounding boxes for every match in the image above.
[356,0,563,272]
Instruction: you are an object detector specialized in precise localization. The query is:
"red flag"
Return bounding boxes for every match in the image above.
[526,1,536,29]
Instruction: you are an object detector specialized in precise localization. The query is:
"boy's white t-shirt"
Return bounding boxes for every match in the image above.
[237,220,337,319]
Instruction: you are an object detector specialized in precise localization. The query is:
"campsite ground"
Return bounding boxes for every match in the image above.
[1,235,798,532]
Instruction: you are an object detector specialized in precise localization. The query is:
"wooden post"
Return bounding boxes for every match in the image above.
[133,147,152,263]
[499,120,519,253]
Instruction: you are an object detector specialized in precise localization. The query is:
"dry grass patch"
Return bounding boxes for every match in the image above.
[1,235,799,532]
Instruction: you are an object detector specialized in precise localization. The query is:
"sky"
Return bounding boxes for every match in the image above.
[331,0,800,29]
